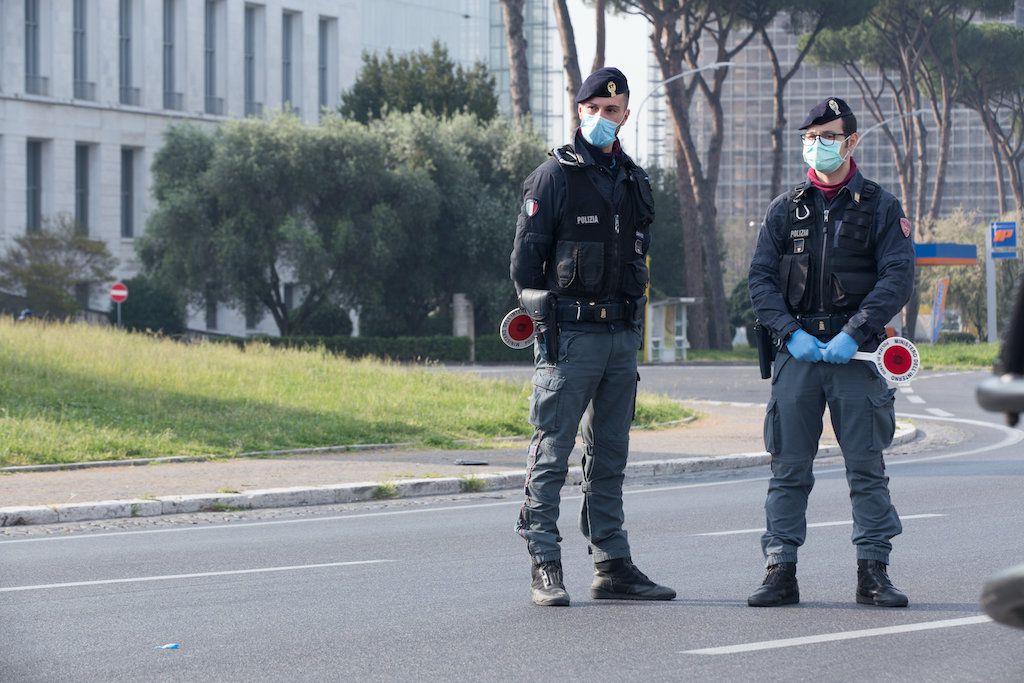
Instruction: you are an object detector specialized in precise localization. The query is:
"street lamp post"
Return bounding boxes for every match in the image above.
[632,62,733,161]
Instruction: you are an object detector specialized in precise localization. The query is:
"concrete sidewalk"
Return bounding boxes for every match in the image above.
[0,401,918,526]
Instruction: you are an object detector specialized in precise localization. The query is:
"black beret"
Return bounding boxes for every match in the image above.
[576,67,629,102]
[798,97,854,129]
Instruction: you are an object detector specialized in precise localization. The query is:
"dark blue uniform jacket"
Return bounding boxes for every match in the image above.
[749,169,916,346]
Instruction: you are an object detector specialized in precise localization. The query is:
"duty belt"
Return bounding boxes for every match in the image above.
[796,313,851,338]
[556,300,631,323]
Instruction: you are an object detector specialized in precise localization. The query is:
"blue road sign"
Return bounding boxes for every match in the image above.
[992,222,1018,260]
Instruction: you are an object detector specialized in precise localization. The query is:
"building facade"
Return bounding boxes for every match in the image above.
[0,0,562,335]
[646,4,1024,251]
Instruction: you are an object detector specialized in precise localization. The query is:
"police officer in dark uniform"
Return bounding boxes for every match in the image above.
[509,67,675,607]
[747,97,916,608]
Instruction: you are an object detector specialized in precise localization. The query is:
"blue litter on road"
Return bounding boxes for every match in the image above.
[156,643,180,650]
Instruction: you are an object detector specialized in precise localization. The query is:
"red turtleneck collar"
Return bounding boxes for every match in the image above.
[807,157,858,202]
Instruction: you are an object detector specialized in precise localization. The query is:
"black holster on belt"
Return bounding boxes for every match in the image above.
[520,288,557,363]
[753,319,776,380]
[631,296,647,349]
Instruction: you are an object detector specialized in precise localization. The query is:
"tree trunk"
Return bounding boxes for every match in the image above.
[552,0,582,133]
[592,0,606,73]
[761,29,786,201]
[673,137,708,349]
[500,0,531,119]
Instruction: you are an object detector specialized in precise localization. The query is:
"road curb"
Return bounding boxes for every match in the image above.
[0,424,918,527]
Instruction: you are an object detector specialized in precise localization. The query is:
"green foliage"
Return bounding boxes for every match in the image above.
[728,278,756,346]
[474,335,534,363]
[938,331,977,344]
[141,112,546,338]
[929,209,1021,339]
[646,166,685,298]
[110,275,186,334]
[459,475,486,493]
[0,214,117,318]
[373,482,400,499]
[340,42,498,124]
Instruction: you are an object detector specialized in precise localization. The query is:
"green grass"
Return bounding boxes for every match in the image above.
[917,342,999,370]
[373,482,400,499]
[0,320,689,467]
[686,347,759,363]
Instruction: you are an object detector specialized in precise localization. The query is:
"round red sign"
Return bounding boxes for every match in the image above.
[110,282,129,303]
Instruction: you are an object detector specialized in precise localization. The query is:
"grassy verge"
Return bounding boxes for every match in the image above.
[917,342,999,370]
[0,320,689,467]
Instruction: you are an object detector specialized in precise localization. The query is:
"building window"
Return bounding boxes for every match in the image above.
[163,0,182,110]
[72,0,94,100]
[75,284,90,311]
[243,5,262,116]
[121,148,135,238]
[204,0,223,114]
[24,0,48,95]
[205,297,218,330]
[317,17,337,111]
[119,0,139,105]
[26,140,43,232]
[282,12,295,111]
[283,283,294,312]
[75,144,89,234]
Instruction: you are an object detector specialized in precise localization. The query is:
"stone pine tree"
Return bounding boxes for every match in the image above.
[499,0,532,119]
[339,42,498,124]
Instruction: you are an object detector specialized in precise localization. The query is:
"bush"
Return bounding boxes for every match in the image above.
[728,278,756,346]
[474,334,533,363]
[938,331,978,344]
[109,275,186,334]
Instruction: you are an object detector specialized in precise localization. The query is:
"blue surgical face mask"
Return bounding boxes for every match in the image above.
[802,136,850,173]
[580,113,621,149]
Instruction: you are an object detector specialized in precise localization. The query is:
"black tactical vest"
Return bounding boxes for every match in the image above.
[545,147,654,301]
[780,179,881,315]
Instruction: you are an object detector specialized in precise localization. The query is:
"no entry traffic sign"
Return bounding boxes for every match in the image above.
[110,282,129,303]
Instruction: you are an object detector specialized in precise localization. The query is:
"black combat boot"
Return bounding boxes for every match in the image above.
[747,562,799,607]
[857,560,909,607]
[591,557,676,600]
[531,560,570,606]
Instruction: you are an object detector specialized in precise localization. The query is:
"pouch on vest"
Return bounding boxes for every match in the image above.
[621,259,649,297]
[554,240,605,292]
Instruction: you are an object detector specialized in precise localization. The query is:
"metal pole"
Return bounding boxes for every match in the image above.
[117,301,122,328]
[986,224,998,343]
[632,62,734,161]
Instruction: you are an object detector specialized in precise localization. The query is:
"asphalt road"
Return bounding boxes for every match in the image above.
[3,367,1023,681]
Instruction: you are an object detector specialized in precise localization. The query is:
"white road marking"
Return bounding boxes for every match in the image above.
[898,387,915,394]
[2,415,1018,546]
[926,408,955,417]
[683,615,992,655]
[0,559,393,593]
[693,513,944,537]
[905,395,926,404]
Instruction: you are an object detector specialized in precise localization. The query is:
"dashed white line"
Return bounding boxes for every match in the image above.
[926,408,955,418]
[898,387,915,394]
[0,559,393,592]
[692,513,944,537]
[905,395,926,404]
[683,615,992,655]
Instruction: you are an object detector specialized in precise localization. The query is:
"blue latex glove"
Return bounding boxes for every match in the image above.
[821,331,859,364]
[786,329,826,363]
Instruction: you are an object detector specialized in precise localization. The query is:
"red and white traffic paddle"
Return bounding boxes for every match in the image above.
[500,308,535,349]
[852,336,919,383]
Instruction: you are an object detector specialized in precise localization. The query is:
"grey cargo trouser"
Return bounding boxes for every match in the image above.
[516,326,641,564]
[761,349,902,566]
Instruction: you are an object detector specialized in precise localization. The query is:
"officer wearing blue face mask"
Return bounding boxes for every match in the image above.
[747,97,916,608]
[509,67,672,607]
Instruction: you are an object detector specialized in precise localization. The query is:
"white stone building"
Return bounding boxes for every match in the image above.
[0,0,562,335]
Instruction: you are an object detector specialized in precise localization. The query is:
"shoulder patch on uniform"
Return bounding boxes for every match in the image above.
[522,199,540,217]
[900,217,912,238]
